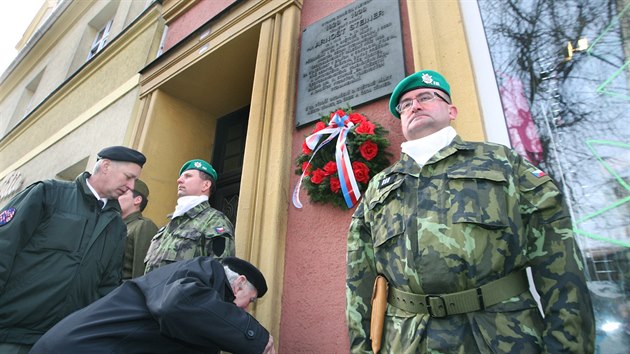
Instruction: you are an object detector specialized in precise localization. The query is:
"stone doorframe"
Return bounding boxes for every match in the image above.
[134,0,303,340]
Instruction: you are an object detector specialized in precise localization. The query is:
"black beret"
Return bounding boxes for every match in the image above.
[97,146,146,167]
[222,257,268,298]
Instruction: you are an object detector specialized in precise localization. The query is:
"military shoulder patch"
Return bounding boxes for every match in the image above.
[378,176,396,189]
[215,227,225,233]
[531,169,547,178]
[0,207,16,226]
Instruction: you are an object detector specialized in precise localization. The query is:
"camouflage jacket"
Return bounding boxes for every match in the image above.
[144,201,234,274]
[346,136,595,353]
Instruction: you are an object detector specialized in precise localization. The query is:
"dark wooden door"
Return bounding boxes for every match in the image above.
[210,106,249,226]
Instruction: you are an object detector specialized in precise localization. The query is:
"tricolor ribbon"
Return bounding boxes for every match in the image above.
[292,114,362,209]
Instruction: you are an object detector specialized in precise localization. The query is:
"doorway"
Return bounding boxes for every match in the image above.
[210,106,249,226]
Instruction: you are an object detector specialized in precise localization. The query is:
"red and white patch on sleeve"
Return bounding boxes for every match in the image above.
[531,169,547,178]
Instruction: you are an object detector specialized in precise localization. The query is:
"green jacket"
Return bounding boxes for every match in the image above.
[144,201,234,274]
[0,172,126,345]
[122,211,158,279]
[346,136,595,353]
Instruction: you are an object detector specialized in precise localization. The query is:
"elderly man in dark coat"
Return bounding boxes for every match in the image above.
[0,146,146,353]
[30,256,275,354]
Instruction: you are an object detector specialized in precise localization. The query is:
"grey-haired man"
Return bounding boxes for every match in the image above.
[0,146,146,353]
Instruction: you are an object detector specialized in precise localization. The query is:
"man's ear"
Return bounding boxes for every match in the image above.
[133,195,143,208]
[202,179,212,194]
[237,275,247,289]
[448,105,458,121]
[101,159,111,174]
[232,275,247,293]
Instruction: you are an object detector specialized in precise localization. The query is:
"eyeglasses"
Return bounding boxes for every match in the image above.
[395,91,450,114]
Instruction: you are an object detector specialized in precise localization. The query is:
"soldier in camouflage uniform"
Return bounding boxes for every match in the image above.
[144,159,234,274]
[346,70,595,353]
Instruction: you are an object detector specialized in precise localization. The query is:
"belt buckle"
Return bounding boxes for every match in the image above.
[425,295,447,318]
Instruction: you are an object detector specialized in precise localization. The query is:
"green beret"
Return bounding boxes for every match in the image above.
[133,179,149,199]
[98,146,146,167]
[389,70,451,118]
[222,257,268,297]
[179,159,217,180]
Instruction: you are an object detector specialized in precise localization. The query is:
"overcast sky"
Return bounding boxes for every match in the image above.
[0,0,45,75]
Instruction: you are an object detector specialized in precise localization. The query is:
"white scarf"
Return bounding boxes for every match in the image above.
[400,126,457,167]
[172,195,208,218]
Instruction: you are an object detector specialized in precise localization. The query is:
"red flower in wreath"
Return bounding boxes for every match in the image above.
[359,140,378,161]
[302,162,312,176]
[355,120,375,135]
[313,121,327,132]
[329,177,341,193]
[310,169,326,184]
[323,161,337,175]
[352,161,370,183]
[348,112,366,125]
[302,141,312,154]
[331,109,346,119]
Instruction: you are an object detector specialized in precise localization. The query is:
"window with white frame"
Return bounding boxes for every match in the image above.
[87,19,112,60]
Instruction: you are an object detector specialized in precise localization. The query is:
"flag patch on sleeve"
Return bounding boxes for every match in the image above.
[215,227,225,233]
[0,207,16,226]
[531,169,547,178]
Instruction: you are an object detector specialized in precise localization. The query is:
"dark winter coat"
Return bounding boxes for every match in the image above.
[0,172,126,345]
[30,257,270,354]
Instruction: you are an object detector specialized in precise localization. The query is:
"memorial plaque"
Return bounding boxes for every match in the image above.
[295,0,404,127]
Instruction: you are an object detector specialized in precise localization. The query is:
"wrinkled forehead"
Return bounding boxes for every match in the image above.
[112,160,142,176]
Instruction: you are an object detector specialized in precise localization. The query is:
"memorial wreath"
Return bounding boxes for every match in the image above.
[292,108,391,209]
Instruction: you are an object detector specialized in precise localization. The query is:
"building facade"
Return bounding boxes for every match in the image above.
[0,0,164,196]
[1,0,628,353]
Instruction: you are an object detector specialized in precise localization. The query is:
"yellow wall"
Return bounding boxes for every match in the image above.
[136,89,217,224]
[407,0,485,141]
